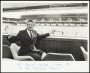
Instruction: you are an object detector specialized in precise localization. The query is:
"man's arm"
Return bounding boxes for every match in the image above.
[37,33,50,40]
[7,31,21,43]
[37,29,55,40]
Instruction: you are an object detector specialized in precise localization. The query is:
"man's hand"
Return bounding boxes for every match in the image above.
[5,25,18,37]
[5,25,13,35]
[49,29,56,35]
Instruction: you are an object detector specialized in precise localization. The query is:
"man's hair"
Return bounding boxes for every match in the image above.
[25,19,34,23]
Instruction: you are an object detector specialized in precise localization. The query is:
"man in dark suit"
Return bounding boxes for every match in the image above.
[7,19,55,60]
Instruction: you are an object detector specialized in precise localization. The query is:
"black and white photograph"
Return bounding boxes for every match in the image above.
[1,1,89,72]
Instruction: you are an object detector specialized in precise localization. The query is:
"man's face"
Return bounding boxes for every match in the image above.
[26,22,35,28]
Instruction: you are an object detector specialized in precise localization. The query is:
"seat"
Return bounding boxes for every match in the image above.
[42,53,75,61]
[10,43,35,61]
[2,45,12,58]
[80,46,88,61]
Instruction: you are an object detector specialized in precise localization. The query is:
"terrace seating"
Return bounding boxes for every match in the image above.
[2,35,86,61]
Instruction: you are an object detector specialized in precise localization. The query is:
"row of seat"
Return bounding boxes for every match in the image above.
[2,43,88,61]
[2,43,75,61]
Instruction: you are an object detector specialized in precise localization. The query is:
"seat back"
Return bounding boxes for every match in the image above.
[10,43,20,58]
[10,43,35,61]
[42,53,75,61]
[2,45,12,58]
[80,46,88,61]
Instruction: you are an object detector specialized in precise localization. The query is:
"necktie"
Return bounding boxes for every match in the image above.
[30,31,32,38]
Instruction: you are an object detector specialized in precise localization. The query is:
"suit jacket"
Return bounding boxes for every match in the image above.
[8,29,50,55]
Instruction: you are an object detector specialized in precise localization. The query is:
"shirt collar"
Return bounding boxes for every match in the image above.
[26,28,33,31]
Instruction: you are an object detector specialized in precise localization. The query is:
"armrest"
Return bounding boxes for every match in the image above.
[14,56,35,61]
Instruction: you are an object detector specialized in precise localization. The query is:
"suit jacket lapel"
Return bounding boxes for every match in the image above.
[24,29,31,39]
